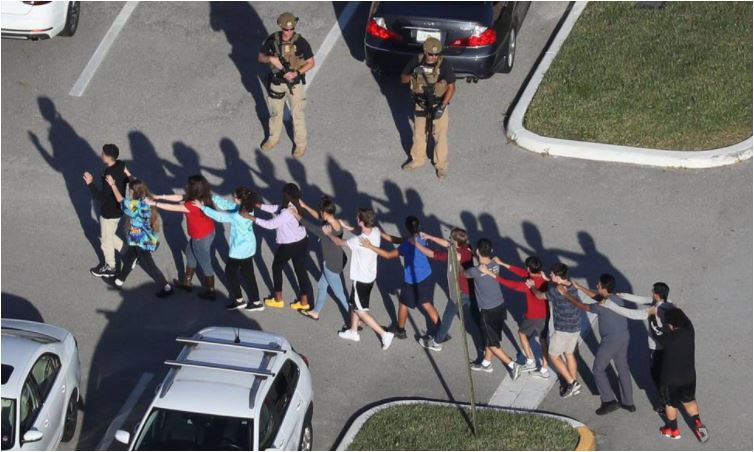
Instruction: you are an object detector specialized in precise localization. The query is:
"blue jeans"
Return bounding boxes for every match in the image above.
[186,230,215,277]
[313,267,349,320]
[435,293,484,356]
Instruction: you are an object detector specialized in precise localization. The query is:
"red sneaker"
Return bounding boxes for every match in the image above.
[693,419,709,443]
[659,426,681,439]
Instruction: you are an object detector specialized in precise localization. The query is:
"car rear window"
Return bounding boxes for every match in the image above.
[0,366,12,386]
[377,1,492,21]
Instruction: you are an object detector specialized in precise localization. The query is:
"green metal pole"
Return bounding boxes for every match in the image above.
[448,234,478,436]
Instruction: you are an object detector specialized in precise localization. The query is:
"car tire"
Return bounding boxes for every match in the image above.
[498,26,517,73]
[298,406,313,451]
[59,1,80,37]
[61,390,78,442]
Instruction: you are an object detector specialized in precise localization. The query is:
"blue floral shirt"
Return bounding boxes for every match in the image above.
[121,198,159,252]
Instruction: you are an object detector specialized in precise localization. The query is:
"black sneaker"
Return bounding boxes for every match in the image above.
[226,299,245,310]
[621,404,637,413]
[155,286,173,298]
[341,324,363,332]
[90,263,116,278]
[595,400,620,415]
[245,300,265,312]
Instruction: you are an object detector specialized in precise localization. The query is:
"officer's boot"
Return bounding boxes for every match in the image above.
[261,139,278,151]
[292,144,307,159]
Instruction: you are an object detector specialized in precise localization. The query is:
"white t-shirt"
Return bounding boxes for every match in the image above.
[346,227,380,283]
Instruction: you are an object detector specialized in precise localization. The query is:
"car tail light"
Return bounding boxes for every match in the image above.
[367,17,403,41]
[22,1,52,5]
[450,27,497,47]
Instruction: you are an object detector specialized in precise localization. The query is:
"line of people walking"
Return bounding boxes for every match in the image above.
[82,143,708,443]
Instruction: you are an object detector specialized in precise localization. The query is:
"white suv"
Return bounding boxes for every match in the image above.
[1,319,81,451]
[115,327,314,451]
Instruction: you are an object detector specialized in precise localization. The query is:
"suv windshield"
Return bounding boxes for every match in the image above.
[133,409,252,451]
[2,399,15,450]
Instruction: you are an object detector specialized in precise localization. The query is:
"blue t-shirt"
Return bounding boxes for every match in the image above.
[398,237,432,284]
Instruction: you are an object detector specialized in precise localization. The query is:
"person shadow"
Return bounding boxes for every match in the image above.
[28,96,102,263]
[76,283,262,450]
[209,1,271,140]
[1,293,44,323]
[550,231,653,404]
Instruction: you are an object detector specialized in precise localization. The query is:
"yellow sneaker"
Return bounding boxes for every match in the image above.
[289,301,311,311]
[264,297,285,308]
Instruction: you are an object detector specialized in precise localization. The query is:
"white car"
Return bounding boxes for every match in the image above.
[115,327,314,451]
[1,1,79,40]
[1,319,81,451]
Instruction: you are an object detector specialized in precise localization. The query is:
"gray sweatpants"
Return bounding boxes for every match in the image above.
[593,338,633,405]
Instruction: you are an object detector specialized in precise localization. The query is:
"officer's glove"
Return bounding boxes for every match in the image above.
[433,104,446,119]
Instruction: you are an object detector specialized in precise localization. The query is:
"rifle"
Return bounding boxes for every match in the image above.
[275,51,296,95]
[419,84,440,151]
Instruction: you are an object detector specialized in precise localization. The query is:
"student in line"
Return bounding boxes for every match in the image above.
[411,228,484,358]
[479,255,551,379]
[105,175,172,298]
[464,239,521,380]
[193,186,264,312]
[528,263,582,398]
[250,183,311,311]
[328,208,394,350]
[83,143,130,278]
[361,216,441,343]
[559,274,637,415]
[150,175,218,300]
[297,196,350,324]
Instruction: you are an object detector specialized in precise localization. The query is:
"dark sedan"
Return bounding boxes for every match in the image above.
[364,1,530,81]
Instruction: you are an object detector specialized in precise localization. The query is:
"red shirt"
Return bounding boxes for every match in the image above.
[433,245,474,295]
[184,201,215,239]
[495,265,548,319]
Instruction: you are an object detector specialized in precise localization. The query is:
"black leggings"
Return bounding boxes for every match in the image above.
[271,236,310,295]
[119,246,168,286]
[226,256,260,301]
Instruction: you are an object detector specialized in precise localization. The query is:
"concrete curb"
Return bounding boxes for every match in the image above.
[506,1,753,169]
[334,398,595,451]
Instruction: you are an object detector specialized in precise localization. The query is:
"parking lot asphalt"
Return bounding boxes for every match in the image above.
[2,2,751,450]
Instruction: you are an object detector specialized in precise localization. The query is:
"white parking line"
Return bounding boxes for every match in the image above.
[306,1,360,85]
[69,1,139,97]
[96,372,154,451]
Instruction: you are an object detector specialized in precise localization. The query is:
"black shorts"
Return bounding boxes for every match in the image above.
[349,281,374,311]
[399,277,434,309]
[480,304,507,348]
[660,380,696,405]
[519,318,546,337]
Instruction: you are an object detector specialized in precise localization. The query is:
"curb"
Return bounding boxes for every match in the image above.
[334,398,595,451]
[506,1,753,169]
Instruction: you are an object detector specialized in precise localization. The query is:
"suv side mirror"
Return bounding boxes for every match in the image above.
[22,429,44,444]
[115,430,131,445]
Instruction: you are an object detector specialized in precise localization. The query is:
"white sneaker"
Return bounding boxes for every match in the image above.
[521,360,537,372]
[381,332,394,350]
[114,278,124,287]
[338,329,360,342]
[509,362,522,381]
[532,367,550,379]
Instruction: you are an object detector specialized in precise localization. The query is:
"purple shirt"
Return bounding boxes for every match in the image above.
[254,203,306,244]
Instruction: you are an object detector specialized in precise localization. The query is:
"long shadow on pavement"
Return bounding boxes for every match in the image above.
[1,293,44,323]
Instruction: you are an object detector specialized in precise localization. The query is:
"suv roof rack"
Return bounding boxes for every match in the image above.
[176,336,287,354]
[164,358,276,378]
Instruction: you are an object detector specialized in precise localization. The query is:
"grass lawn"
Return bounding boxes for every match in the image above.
[348,404,579,450]
[524,2,752,151]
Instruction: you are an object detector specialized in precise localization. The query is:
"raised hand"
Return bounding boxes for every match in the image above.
[83,171,93,185]
[105,175,115,186]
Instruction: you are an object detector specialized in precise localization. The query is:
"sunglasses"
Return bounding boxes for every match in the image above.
[426,52,440,57]
[282,27,295,32]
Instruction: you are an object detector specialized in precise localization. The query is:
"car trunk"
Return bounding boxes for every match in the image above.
[0,1,34,16]
[376,1,494,52]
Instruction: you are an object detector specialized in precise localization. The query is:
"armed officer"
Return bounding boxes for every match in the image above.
[258,12,315,159]
[400,37,456,180]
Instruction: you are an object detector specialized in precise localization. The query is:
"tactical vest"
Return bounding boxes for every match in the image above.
[411,56,448,100]
[271,32,304,72]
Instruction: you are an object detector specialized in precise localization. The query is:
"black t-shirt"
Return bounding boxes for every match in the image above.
[260,33,314,62]
[655,323,696,386]
[90,160,129,219]
[401,55,456,84]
